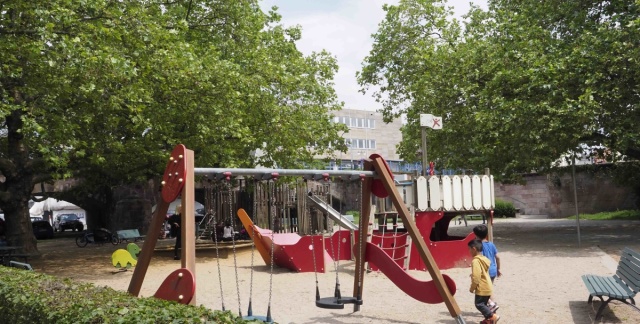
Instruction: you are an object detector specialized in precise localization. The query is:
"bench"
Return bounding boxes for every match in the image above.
[9,260,33,271]
[455,214,486,226]
[9,254,31,263]
[581,247,640,320]
[116,229,146,244]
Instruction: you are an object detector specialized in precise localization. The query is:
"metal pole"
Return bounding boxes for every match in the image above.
[421,127,428,176]
[572,154,581,247]
[194,168,376,179]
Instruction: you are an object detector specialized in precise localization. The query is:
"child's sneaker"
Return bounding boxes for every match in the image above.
[489,303,499,313]
[489,314,500,323]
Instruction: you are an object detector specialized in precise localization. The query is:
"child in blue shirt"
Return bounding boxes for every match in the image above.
[473,224,501,312]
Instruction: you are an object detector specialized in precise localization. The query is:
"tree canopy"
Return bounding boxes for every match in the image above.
[0,0,346,252]
[359,0,640,179]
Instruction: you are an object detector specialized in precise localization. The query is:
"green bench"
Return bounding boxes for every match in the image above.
[116,229,145,244]
[581,247,640,320]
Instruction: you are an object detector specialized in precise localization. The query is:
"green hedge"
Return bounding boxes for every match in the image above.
[0,266,257,323]
[494,199,516,218]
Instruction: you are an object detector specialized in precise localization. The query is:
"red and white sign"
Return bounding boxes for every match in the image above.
[419,114,443,130]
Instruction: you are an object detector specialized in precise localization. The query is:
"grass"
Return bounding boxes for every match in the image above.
[566,210,640,220]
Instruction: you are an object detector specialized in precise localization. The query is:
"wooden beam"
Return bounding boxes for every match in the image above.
[370,157,462,318]
[181,149,197,305]
[128,198,169,296]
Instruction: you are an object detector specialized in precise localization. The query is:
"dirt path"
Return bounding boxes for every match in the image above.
[29,218,640,323]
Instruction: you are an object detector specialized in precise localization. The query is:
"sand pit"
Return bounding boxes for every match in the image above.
[32,218,640,323]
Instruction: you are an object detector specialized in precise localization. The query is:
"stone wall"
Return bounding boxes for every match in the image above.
[495,169,637,218]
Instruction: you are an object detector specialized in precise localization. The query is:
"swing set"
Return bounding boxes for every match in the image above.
[127,144,467,324]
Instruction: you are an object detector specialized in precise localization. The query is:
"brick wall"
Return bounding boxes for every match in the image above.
[495,170,637,218]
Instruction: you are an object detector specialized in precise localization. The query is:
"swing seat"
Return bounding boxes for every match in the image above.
[316,296,362,309]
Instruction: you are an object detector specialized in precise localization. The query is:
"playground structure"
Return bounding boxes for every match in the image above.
[192,154,472,323]
[227,174,494,273]
[127,144,494,323]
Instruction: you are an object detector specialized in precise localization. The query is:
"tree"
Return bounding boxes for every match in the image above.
[359,0,640,180]
[0,0,345,253]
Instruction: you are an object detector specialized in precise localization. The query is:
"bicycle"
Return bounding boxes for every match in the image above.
[76,228,119,247]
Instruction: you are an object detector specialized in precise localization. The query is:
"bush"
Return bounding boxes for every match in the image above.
[0,266,256,324]
[494,199,516,218]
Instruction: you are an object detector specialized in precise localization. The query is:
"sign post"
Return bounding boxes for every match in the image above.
[419,114,443,176]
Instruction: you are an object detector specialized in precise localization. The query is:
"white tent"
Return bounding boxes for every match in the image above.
[29,198,80,216]
[29,198,87,225]
[152,198,204,217]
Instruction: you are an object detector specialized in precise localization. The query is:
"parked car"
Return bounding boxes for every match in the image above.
[54,213,84,232]
[32,220,54,239]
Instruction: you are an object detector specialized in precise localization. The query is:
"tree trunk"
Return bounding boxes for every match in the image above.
[4,204,38,255]
[1,108,40,254]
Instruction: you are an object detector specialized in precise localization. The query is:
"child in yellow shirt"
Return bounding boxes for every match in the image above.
[468,239,500,323]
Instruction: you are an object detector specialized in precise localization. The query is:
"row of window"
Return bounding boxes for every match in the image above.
[347,138,376,149]
[334,116,376,129]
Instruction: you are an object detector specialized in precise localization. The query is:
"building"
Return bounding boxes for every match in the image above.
[318,109,415,173]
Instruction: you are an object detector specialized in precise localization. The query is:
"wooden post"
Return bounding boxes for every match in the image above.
[128,145,194,299]
[485,168,493,241]
[371,157,462,319]
[182,149,196,304]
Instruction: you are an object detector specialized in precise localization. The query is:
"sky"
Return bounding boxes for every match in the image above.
[259,0,488,111]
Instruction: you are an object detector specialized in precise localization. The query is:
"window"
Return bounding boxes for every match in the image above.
[334,116,376,129]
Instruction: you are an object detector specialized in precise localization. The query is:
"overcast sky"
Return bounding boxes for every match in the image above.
[259,0,488,111]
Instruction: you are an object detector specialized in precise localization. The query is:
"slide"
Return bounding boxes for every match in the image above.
[237,208,331,272]
[307,194,358,231]
[237,208,273,265]
[365,242,457,304]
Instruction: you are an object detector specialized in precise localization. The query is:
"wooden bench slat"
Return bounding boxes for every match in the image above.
[623,247,640,261]
[619,254,640,291]
[582,275,603,296]
[591,276,611,296]
[617,268,640,293]
[604,276,629,299]
[613,275,637,298]
[620,254,640,275]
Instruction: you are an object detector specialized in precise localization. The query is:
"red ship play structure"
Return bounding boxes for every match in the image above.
[126,144,493,324]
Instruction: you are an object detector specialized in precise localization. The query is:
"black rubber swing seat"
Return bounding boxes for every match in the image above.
[316,296,362,309]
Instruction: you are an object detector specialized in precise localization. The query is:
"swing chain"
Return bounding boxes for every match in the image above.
[356,174,365,301]
[210,181,225,311]
[246,180,258,317]
[267,177,278,321]
[226,178,243,317]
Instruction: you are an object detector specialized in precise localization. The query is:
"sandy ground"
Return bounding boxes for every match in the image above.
[31,218,640,324]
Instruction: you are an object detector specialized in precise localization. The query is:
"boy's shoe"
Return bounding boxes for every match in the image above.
[489,303,499,313]
[489,314,500,323]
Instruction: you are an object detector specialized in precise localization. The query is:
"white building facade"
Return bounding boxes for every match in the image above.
[318,109,413,172]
